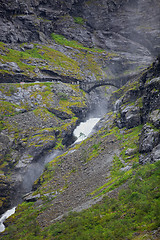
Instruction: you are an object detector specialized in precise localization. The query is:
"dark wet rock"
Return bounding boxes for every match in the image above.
[0,176,12,215]
[140,77,160,122]
[139,124,159,153]
[0,0,159,83]
[28,137,56,159]
[47,108,73,120]
[0,0,159,224]
[0,81,89,214]
[110,57,160,166]
[0,134,13,159]
[114,57,160,130]
[69,106,88,120]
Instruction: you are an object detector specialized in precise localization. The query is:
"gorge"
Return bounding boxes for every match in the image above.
[0,0,160,239]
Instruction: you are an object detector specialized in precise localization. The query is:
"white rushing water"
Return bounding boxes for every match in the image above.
[73,118,100,143]
[0,207,16,233]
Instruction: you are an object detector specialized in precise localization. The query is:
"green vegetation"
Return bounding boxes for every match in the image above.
[73,17,85,25]
[87,141,102,161]
[50,33,107,53]
[0,38,118,82]
[0,42,82,79]
[0,101,24,117]
[2,161,159,240]
[51,33,84,48]
[84,123,142,197]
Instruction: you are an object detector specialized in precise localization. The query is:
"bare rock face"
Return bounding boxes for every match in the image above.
[149,110,160,129]
[118,104,141,129]
[0,134,13,159]
[115,57,160,128]
[0,0,159,57]
[0,0,159,87]
[152,144,160,162]
[113,57,160,165]
[139,124,159,153]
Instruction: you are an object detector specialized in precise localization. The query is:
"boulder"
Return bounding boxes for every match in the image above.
[152,144,160,162]
[139,153,153,165]
[125,148,137,156]
[119,105,141,129]
[22,192,40,202]
[139,124,159,153]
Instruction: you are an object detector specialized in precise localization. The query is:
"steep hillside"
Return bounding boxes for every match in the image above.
[0,81,89,213]
[0,0,160,239]
[0,57,159,240]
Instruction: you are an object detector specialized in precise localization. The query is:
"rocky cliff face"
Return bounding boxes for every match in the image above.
[114,57,160,164]
[1,0,159,55]
[0,0,159,84]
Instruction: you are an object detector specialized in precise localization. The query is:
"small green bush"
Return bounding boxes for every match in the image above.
[51,33,82,48]
[73,17,85,25]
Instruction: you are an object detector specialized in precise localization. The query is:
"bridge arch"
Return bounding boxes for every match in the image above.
[80,81,119,93]
[79,74,138,93]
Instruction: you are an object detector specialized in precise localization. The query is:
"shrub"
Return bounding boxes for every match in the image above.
[73,17,85,25]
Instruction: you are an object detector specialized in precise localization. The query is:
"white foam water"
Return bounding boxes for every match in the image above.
[0,207,16,233]
[73,118,100,143]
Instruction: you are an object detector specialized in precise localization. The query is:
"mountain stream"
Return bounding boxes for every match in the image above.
[0,116,100,232]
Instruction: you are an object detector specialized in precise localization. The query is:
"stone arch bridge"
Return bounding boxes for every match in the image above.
[79,74,137,93]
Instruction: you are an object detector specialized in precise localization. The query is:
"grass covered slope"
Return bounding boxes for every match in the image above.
[0,37,118,83]
[1,148,160,239]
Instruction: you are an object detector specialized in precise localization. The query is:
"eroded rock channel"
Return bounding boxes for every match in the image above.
[0,80,116,230]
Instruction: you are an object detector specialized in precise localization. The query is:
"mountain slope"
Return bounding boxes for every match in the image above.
[0,0,160,238]
[1,57,159,240]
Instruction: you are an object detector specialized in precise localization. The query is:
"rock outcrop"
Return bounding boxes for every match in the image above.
[114,57,160,165]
